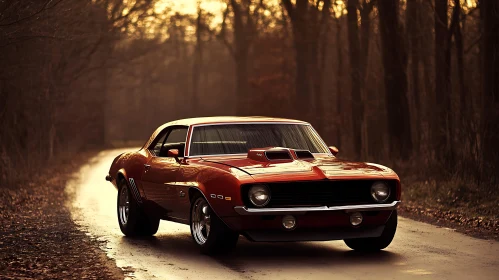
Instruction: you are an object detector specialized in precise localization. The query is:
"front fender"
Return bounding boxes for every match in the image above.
[115,168,143,204]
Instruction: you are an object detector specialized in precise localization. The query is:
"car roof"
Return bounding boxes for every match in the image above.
[164,116,308,126]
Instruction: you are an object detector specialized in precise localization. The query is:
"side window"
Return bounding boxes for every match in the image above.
[149,127,188,157]
[165,128,188,144]
[154,127,188,157]
[151,132,168,156]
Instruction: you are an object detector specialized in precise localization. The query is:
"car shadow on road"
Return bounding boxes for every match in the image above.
[216,239,401,273]
[120,232,402,273]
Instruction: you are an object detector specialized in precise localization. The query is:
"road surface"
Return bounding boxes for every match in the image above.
[66,149,499,280]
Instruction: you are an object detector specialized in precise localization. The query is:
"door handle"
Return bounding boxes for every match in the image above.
[144,164,151,171]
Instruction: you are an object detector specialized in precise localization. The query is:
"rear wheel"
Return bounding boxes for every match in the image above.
[190,195,239,255]
[344,210,397,252]
[117,178,159,236]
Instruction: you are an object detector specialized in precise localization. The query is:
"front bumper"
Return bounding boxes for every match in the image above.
[223,202,400,241]
[234,200,400,215]
[243,225,386,242]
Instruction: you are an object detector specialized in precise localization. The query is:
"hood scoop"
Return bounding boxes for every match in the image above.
[247,147,293,162]
[294,149,315,160]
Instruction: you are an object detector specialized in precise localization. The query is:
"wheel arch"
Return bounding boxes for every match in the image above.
[115,169,127,185]
[187,186,234,230]
[116,168,142,204]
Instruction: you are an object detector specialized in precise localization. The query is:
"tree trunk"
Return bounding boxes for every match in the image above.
[481,0,499,177]
[231,0,250,116]
[282,0,330,123]
[346,0,362,158]
[312,0,331,134]
[312,45,324,133]
[335,17,343,148]
[452,0,469,163]
[406,0,421,151]
[359,1,373,159]
[434,0,453,162]
[289,1,313,120]
[378,0,412,160]
[292,37,310,112]
[192,6,203,113]
[419,1,434,158]
[453,0,466,116]
[235,53,250,115]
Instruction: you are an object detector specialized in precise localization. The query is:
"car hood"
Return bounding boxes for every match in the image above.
[203,156,395,181]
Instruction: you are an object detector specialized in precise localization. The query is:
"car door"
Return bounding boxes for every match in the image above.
[141,127,188,218]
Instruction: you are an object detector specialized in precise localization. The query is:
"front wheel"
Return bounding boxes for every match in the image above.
[117,179,159,237]
[344,210,397,252]
[190,195,239,255]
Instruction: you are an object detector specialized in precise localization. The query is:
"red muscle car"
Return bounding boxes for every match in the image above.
[106,117,401,254]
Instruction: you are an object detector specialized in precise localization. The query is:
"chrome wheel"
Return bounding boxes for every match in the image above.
[191,198,211,245]
[118,186,130,225]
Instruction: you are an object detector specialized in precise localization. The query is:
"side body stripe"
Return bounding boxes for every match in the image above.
[128,178,142,203]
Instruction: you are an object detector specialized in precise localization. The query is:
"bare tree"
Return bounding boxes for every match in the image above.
[192,4,204,112]
[281,0,331,130]
[346,0,374,158]
[378,0,412,160]
[481,0,499,178]
[406,0,422,151]
[0,0,158,183]
[333,0,344,148]
[215,0,264,115]
[453,0,467,118]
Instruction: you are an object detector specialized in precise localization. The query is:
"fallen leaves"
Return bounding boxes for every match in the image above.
[0,151,123,280]
[399,177,499,241]
[399,201,499,241]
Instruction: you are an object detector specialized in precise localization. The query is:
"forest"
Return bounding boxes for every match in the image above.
[0,0,498,215]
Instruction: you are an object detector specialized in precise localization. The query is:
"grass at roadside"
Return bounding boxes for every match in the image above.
[0,151,124,280]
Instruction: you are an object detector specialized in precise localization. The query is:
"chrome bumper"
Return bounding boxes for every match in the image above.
[234,201,400,216]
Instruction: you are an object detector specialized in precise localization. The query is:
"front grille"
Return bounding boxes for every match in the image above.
[242,180,396,208]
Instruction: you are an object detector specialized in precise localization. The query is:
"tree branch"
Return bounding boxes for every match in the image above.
[0,0,64,27]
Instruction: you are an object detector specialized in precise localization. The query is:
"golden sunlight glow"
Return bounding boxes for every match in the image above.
[155,0,226,18]
[122,0,479,38]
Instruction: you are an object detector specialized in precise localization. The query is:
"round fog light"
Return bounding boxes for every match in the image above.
[282,215,296,230]
[350,212,363,226]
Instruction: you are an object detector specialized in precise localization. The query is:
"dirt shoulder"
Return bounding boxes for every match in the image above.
[399,179,499,241]
[0,152,123,280]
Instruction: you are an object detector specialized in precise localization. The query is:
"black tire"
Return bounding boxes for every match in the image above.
[190,194,239,255]
[344,210,398,252]
[117,178,160,237]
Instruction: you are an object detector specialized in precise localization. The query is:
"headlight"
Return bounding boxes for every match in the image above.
[371,181,390,203]
[248,185,271,207]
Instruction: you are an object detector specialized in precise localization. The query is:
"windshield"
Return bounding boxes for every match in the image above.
[188,123,329,156]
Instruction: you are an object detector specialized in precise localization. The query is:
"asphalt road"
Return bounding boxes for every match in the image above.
[67,149,499,280]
